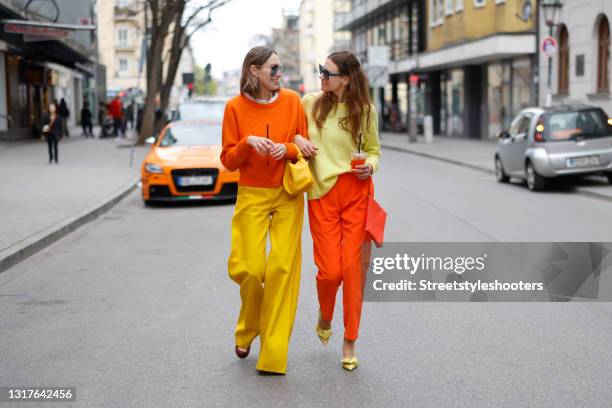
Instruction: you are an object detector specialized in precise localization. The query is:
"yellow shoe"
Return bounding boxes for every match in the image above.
[341,357,359,371]
[316,324,332,346]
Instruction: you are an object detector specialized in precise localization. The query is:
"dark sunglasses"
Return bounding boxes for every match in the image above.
[269,64,284,76]
[319,64,342,80]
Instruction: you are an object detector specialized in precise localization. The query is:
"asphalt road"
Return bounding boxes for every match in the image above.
[1,148,612,407]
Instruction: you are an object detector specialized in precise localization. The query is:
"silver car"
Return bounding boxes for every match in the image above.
[495,105,612,191]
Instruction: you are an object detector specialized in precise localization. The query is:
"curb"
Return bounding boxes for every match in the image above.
[381,143,495,175]
[380,142,612,204]
[0,178,139,275]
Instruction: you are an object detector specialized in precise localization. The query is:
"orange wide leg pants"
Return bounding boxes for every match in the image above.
[308,173,371,341]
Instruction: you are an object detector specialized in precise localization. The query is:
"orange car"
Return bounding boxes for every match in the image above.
[141,119,238,204]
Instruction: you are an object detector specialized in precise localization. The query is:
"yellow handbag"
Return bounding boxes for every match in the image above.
[283,145,313,195]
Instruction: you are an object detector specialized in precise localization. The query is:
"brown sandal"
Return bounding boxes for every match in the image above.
[235,346,250,359]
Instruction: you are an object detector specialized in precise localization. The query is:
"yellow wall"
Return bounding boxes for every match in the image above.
[428,0,536,51]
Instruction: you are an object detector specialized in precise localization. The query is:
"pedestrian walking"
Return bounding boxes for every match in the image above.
[81,101,93,137]
[59,98,70,137]
[221,46,308,375]
[41,102,63,164]
[108,95,124,138]
[295,51,381,372]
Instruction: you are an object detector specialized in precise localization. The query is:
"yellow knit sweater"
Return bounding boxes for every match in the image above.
[302,93,381,200]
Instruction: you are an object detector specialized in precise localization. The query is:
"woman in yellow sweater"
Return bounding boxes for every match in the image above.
[295,51,380,371]
[221,46,308,374]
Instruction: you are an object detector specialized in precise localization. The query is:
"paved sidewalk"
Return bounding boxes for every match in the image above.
[380,132,612,200]
[0,127,148,272]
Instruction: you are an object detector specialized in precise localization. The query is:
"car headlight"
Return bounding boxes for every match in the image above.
[145,162,164,174]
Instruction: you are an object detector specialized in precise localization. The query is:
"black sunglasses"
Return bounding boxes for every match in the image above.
[319,64,342,80]
[269,64,284,77]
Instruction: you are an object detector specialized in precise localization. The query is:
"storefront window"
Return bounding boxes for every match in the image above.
[398,81,408,130]
[18,83,28,127]
[446,69,464,137]
[440,72,447,135]
[393,14,400,61]
[512,57,531,115]
[487,62,511,139]
[400,7,409,59]
[384,82,393,131]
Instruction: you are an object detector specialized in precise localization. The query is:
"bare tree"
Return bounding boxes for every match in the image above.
[138,0,233,144]
[138,0,182,144]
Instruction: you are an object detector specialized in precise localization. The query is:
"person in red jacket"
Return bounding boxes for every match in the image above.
[108,95,124,137]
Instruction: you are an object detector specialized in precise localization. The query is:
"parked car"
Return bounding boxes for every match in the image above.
[494,104,612,191]
[176,97,227,122]
[140,119,238,204]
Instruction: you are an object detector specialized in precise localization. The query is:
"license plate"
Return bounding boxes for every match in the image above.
[566,155,600,168]
[178,176,213,186]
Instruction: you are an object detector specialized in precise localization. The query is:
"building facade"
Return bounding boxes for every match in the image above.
[299,0,351,94]
[97,0,195,107]
[422,0,536,140]
[272,9,301,92]
[0,0,96,141]
[337,0,427,132]
[337,0,537,139]
[542,0,612,115]
[97,0,147,96]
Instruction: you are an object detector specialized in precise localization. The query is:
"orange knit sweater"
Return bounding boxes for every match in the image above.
[221,88,308,188]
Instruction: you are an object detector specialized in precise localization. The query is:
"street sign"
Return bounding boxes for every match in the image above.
[541,36,558,57]
[368,46,389,66]
[4,23,69,38]
[365,46,389,88]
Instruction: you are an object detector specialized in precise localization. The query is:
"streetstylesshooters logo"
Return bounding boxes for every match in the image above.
[363,243,612,302]
[371,253,544,293]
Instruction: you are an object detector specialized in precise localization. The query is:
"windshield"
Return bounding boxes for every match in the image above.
[159,124,222,147]
[544,109,612,141]
[179,101,226,121]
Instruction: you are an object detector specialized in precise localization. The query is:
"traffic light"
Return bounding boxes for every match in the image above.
[204,63,212,83]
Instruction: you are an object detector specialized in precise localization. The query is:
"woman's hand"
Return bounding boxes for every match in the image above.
[247,135,274,155]
[269,143,287,160]
[351,163,373,180]
[294,134,318,158]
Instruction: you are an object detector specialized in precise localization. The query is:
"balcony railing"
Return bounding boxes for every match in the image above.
[335,0,393,30]
[114,5,140,21]
[116,42,137,50]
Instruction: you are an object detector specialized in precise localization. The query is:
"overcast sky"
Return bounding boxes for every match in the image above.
[191,0,301,78]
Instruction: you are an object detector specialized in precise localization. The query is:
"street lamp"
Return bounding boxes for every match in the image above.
[541,0,563,107]
[541,0,563,29]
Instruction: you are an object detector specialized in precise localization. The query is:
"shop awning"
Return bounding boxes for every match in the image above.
[0,4,93,74]
[416,33,536,72]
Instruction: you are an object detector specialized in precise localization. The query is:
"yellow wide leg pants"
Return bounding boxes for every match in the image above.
[228,185,303,374]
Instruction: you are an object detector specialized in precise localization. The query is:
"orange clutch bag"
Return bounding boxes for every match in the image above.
[365,180,386,248]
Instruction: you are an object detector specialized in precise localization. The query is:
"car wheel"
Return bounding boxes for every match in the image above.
[525,161,546,191]
[495,156,510,183]
[607,173,612,184]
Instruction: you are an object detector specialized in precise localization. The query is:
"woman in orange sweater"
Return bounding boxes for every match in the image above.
[221,46,308,375]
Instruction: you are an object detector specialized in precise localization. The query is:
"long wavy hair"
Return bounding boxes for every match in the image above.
[240,46,277,97]
[312,51,372,143]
